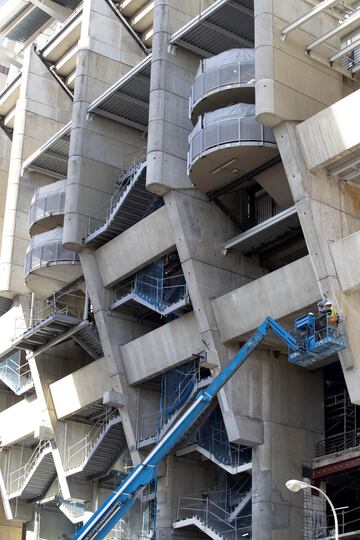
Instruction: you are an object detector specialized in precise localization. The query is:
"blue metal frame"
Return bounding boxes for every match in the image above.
[72,316,345,540]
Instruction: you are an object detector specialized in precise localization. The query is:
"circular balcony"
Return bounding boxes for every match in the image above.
[29,180,66,235]
[25,227,82,297]
[188,104,278,193]
[190,49,255,123]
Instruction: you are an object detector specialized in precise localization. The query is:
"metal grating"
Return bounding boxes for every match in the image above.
[88,55,151,130]
[22,122,71,178]
[171,0,254,57]
[223,205,300,254]
[0,296,12,317]
[7,7,51,42]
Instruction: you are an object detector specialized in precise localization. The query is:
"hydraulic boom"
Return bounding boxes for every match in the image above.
[72,317,310,539]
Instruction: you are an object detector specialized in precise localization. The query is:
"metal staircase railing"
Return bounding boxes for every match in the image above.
[0,352,33,394]
[7,440,52,497]
[175,495,251,539]
[86,148,147,237]
[112,273,189,316]
[65,411,121,472]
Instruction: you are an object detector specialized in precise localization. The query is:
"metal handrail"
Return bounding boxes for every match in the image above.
[87,148,147,236]
[14,291,84,336]
[0,354,32,392]
[8,440,51,495]
[315,429,360,458]
[188,115,276,169]
[24,239,80,277]
[308,504,360,537]
[66,411,120,471]
[29,184,66,229]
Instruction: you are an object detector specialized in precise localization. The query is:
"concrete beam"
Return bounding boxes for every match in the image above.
[96,206,175,288]
[121,312,202,385]
[29,0,72,22]
[0,397,40,447]
[212,255,319,344]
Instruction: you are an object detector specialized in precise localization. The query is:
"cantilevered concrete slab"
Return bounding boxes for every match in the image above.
[49,357,111,419]
[96,206,175,287]
[121,312,202,385]
[0,397,40,447]
[212,255,319,344]
[297,90,360,173]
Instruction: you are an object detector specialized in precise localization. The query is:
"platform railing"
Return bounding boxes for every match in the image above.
[14,291,84,335]
[315,429,360,458]
[188,116,276,167]
[191,59,255,111]
[24,239,79,277]
[66,410,120,471]
[29,181,66,229]
[8,440,51,496]
[307,504,360,538]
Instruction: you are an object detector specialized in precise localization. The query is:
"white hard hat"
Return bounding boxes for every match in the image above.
[325,301,332,306]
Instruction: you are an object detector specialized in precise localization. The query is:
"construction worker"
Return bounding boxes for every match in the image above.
[324,301,339,337]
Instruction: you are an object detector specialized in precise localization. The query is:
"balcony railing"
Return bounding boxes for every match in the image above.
[25,228,79,277]
[29,180,66,231]
[190,49,255,118]
[315,429,360,458]
[188,105,276,171]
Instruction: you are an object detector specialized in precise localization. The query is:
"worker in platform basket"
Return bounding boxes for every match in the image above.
[323,300,339,337]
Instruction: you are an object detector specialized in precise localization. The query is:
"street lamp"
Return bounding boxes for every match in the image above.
[286,479,339,540]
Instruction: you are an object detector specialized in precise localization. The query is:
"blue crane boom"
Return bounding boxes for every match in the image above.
[72,315,342,540]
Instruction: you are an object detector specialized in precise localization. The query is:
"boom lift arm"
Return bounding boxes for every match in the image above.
[73,317,301,540]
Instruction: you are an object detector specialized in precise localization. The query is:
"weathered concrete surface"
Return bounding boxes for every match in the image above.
[121,311,202,384]
[0,397,40,447]
[212,255,318,344]
[297,89,360,172]
[50,356,111,419]
[96,206,175,287]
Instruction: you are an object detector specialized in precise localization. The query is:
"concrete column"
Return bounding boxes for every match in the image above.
[251,349,323,540]
[146,0,201,193]
[62,0,146,249]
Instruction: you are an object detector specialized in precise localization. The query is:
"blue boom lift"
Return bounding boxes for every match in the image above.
[73,314,346,540]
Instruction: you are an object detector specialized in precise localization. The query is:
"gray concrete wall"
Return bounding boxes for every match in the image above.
[212,255,319,344]
[255,0,359,127]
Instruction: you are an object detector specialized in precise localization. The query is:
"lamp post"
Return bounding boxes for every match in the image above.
[286,479,339,540]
